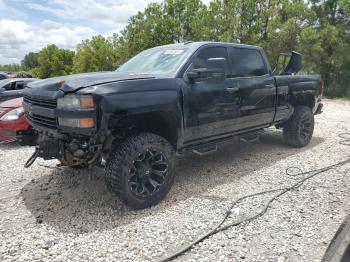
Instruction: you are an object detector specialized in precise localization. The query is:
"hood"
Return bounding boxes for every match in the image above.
[0,97,23,108]
[26,71,156,93]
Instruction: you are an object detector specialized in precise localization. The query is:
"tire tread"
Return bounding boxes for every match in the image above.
[283,106,314,148]
[104,133,174,209]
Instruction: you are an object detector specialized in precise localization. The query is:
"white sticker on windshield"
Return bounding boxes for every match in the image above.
[163,49,184,55]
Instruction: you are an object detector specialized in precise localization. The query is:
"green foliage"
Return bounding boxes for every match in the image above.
[0,63,22,72]
[112,0,207,65]
[110,0,349,97]
[15,0,350,97]
[73,35,117,73]
[32,44,74,79]
[302,0,350,97]
[21,52,39,70]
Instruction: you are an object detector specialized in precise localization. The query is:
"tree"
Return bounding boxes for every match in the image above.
[73,35,117,73]
[113,0,208,65]
[302,0,350,97]
[116,2,174,63]
[0,63,22,72]
[16,0,350,97]
[21,52,39,70]
[32,44,74,79]
[109,0,350,98]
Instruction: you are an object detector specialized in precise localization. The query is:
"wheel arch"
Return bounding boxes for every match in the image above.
[289,93,316,110]
[107,110,181,149]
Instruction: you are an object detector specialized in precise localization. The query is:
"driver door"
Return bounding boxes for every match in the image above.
[184,46,241,144]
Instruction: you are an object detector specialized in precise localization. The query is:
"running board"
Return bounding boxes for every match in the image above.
[239,133,261,143]
[178,129,264,157]
[193,145,218,156]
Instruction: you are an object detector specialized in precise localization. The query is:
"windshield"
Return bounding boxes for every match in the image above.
[0,79,11,88]
[117,48,191,76]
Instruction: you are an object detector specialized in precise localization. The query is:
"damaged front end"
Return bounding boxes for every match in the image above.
[19,130,104,168]
[19,80,105,168]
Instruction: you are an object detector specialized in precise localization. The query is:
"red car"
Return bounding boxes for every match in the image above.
[0,97,30,142]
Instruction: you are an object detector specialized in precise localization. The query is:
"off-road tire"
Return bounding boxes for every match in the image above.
[105,133,175,209]
[283,106,314,148]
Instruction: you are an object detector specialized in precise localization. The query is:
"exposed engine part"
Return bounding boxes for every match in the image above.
[23,132,103,167]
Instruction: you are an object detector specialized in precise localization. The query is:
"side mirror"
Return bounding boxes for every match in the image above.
[187,57,226,83]
[207,57,226,81]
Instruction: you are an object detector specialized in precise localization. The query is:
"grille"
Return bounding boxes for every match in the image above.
[24,95,57,109]
[26,113,58,129]
[24,95,58,129]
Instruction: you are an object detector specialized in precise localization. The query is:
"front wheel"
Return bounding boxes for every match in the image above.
[283,106,314,148]
[105,133,175,209]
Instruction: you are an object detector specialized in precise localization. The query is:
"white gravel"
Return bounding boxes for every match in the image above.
[0,99,349,262]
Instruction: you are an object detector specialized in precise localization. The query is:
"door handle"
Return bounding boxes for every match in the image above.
[265,84,275,89]
[226,87,240,93]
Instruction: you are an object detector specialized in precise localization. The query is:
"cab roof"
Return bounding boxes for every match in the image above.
[150,41,262,51]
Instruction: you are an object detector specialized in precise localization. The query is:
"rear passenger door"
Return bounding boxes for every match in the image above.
[228,47,276,130]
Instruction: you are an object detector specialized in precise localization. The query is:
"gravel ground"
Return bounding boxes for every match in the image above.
[0,99,349,262]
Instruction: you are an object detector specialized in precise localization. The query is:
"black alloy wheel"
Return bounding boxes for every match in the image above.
[105,133,175,209]
[128,149,168,198]
[283,106,315,147]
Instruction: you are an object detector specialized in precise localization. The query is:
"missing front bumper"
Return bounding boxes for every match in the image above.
[16,129,37,147]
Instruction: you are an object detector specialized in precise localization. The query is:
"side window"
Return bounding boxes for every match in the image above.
[3,83,13,91]
[15,82,24,90]
[192,47,230,76]
[230,48,267,77]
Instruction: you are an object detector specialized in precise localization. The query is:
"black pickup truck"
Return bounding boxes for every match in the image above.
[19,42,323,209]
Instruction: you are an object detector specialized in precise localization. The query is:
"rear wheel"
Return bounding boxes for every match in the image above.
[105,133,175,209]
[283,106,314,147]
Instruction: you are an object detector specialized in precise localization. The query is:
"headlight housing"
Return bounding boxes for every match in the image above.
[58,117,95,128]
[57,95,94,109]
[0,107,24,121]
[57,95,95,128]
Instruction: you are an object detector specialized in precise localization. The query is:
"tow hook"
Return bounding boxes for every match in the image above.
[24,147,39,168]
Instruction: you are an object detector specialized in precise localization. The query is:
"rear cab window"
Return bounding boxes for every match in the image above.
[229,48,268,78]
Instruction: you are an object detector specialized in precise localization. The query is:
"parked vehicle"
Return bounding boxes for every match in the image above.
[0,72,9,80]
[0,78,38,103]
[19,42,323,209]
[0,98,30,142]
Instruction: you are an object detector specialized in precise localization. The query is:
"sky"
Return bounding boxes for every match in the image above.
[0,0,211,65]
